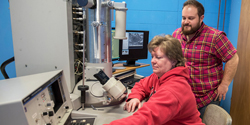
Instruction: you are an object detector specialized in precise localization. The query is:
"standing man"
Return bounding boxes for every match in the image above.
[172,0,239,118]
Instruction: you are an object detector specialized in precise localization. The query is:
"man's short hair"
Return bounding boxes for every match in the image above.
[183,0,205,17]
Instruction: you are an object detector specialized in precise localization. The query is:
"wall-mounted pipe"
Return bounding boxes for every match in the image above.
[217,0,227,31]
[217,0,221,29]
[223,0,227,31]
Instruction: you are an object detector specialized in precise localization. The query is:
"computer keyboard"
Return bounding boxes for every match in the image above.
[127,77,142,89]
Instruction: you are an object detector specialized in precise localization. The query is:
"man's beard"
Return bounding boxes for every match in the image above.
[182,22,201,35]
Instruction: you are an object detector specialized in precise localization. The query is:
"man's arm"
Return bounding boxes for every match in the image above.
[215,53,239,101]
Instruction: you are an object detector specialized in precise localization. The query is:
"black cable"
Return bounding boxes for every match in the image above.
[0,56,15,79]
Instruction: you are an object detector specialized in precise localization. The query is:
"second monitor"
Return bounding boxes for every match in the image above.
[119,30,149,66]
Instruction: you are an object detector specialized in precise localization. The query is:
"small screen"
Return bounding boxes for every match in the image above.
[112,29,120,60]
[122,32,144,56]
[128,32,143,49]
[48,79,64,113]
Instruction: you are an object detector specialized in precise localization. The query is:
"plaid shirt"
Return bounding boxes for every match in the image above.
[172,22,237,108]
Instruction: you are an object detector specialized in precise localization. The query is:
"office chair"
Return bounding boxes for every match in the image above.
[202,104,232,125]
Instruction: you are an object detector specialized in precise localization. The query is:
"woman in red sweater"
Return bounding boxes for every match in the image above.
[106,35,204,125]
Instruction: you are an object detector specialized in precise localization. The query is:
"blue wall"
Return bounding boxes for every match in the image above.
[221,0,241,113]
[112,0,233,77]
[0,1,16,80]
[0,0,242,113]
[112,0,241,113]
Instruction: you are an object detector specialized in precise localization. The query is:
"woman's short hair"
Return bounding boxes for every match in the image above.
[148,35,185,67]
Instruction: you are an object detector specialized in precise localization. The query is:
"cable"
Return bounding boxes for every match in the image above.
[74,59,83,75]
[0,56,15,79]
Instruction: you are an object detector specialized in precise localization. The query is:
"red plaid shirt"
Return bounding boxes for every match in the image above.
[172,22,237,108]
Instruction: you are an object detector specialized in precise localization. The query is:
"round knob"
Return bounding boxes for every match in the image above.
[78,85,89,91]
[43,112,48,116]
[78,85,89,104]
[65,106,69,109]
[48,111,54,117]
[46,103,51,107]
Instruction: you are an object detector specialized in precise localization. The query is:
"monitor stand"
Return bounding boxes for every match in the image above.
[123,60,141,67]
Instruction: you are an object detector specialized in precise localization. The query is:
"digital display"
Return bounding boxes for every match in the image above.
[128,32,144,49]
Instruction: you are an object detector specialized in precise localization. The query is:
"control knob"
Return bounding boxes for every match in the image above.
[48,111,54,117]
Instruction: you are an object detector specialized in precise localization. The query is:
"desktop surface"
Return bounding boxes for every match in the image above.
[112,62,150,75]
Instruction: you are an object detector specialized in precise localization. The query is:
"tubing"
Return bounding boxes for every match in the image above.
[0,57,15,79]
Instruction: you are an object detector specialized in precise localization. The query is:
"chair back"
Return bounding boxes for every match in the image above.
[202,104,232,125]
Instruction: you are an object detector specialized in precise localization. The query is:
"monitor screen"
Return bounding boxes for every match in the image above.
[119,30,149,66]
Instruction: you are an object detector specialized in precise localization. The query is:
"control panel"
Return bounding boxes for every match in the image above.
[0,70,73,125]
[23,79,70,125]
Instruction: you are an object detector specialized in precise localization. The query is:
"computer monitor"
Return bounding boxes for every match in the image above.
[119,30,149,66]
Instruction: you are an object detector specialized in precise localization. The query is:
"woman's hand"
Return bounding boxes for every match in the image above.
[123,98,142,113]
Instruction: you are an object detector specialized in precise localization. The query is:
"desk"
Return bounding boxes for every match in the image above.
[112,63,150,74]
[112,63,150,85]
[70,63,150,125]
[71,97,133,125]
[71,89,145,125]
